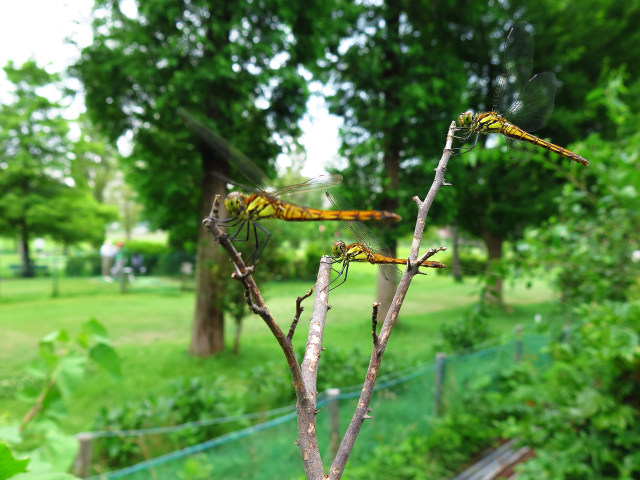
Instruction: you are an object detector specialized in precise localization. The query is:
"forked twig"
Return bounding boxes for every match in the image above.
[288,287,314,340]
[205,122,457,480]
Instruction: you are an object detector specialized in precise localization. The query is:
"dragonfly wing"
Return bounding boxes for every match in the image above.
[379,263,402,284]
[505,136,539,162]
[273,174,343,197]
[505,71,557,132]
[494,22,535,114]
[178,108,270,190]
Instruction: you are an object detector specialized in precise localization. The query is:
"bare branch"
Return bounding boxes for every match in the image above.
[297,257,332,479]
[288,287,315,341]
[415,245,447,267]
[202,195,305,400]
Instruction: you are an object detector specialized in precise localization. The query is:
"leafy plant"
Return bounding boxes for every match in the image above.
[0,319,120,478]
[502,301,640,479]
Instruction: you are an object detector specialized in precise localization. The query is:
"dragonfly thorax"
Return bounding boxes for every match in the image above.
[224,191,247,217]
[457,109,476,127]
[331,240,347,258]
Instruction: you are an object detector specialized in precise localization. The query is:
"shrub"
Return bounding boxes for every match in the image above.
[65,253,102,277]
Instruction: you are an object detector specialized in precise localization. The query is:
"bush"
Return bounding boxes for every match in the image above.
[436,306,492,352]
[65,253,102,277]
[120,240,170,275]
[502,301,640,479]
[155,251,195,276]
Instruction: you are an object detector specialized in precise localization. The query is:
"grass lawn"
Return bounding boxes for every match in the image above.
[0,268,560,433]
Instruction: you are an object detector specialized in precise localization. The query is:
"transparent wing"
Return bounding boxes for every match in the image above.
[326,191,401,283]
[178,108,270,190]
[273,174,343,197]
[494,22,535,115]
[378,263,402,284]
[504,71,557,132]
[505,137,539,163]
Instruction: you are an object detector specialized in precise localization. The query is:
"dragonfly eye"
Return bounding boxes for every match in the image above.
[224,191,244,216]
[457,110,474,127]
[331,241,346,257]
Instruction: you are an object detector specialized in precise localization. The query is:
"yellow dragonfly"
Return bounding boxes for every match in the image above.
[326,192,446,289]
[329,241,446,289]
[457,22,589,167]
[178,109,401,263]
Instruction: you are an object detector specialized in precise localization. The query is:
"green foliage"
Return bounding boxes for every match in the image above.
[0,319,120,477]
[346,368,520,480]
[90,345,399,470]
[64,254,102,277]
[501,301,640,478]
[119,240,172,275]
[436,308,492,353]
[523,73,640,304]
[0,443,29,479]
[0,61,116,278]
[73,0,335,248]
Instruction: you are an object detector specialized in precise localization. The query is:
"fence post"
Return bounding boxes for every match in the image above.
[434,352,447,417]
[514,324,523,363]
[326,388,341,459]
[73,432,93,478]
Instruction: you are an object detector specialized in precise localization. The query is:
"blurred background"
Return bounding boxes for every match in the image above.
[1,0,638,478]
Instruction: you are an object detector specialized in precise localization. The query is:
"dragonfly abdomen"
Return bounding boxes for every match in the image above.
[275,204,401,222]
[500,123,590,166]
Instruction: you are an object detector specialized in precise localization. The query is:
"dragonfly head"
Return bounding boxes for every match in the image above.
[457,109,475,127]
[331,241,347,258]
[224,191,247,217]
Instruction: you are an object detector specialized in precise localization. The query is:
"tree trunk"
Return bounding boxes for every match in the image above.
[480,230,504,305]
[376,6,401,320]
[451,222,463,283]
[232,316,242,356]
[19,225,34,278]
[190,154,227,356]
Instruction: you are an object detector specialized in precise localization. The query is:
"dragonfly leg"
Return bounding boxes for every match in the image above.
[451,133,479,157]
[246,221,271,265]
[329,261,349,291]
[229,219,249,241]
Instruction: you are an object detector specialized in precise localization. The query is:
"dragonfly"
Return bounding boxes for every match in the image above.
[178,109,402,264]
[456,22,590,167]
[326,191,446,289]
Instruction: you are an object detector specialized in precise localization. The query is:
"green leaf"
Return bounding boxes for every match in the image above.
[89,343,121,378]
[82,318,109,343]
[26,430,78,474]
[0,443,29,480]
[54,357,86,399]
[11,473,77,480]
[0,426,21,445]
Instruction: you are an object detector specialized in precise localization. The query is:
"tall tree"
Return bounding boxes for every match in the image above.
[74,0,340,355]
[0,61,114,277]
[445,0,640,303]
[313,1,477,316]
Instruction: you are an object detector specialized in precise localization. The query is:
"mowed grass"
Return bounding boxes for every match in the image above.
[0,268,559,432]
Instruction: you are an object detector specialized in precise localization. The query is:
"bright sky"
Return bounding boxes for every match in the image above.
[0,0,340,177]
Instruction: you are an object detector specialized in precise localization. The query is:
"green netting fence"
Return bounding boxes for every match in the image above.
[83,331,551,479]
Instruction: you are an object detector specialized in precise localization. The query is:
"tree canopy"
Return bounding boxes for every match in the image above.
[0,61,115,276]
[74,0,343,354]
